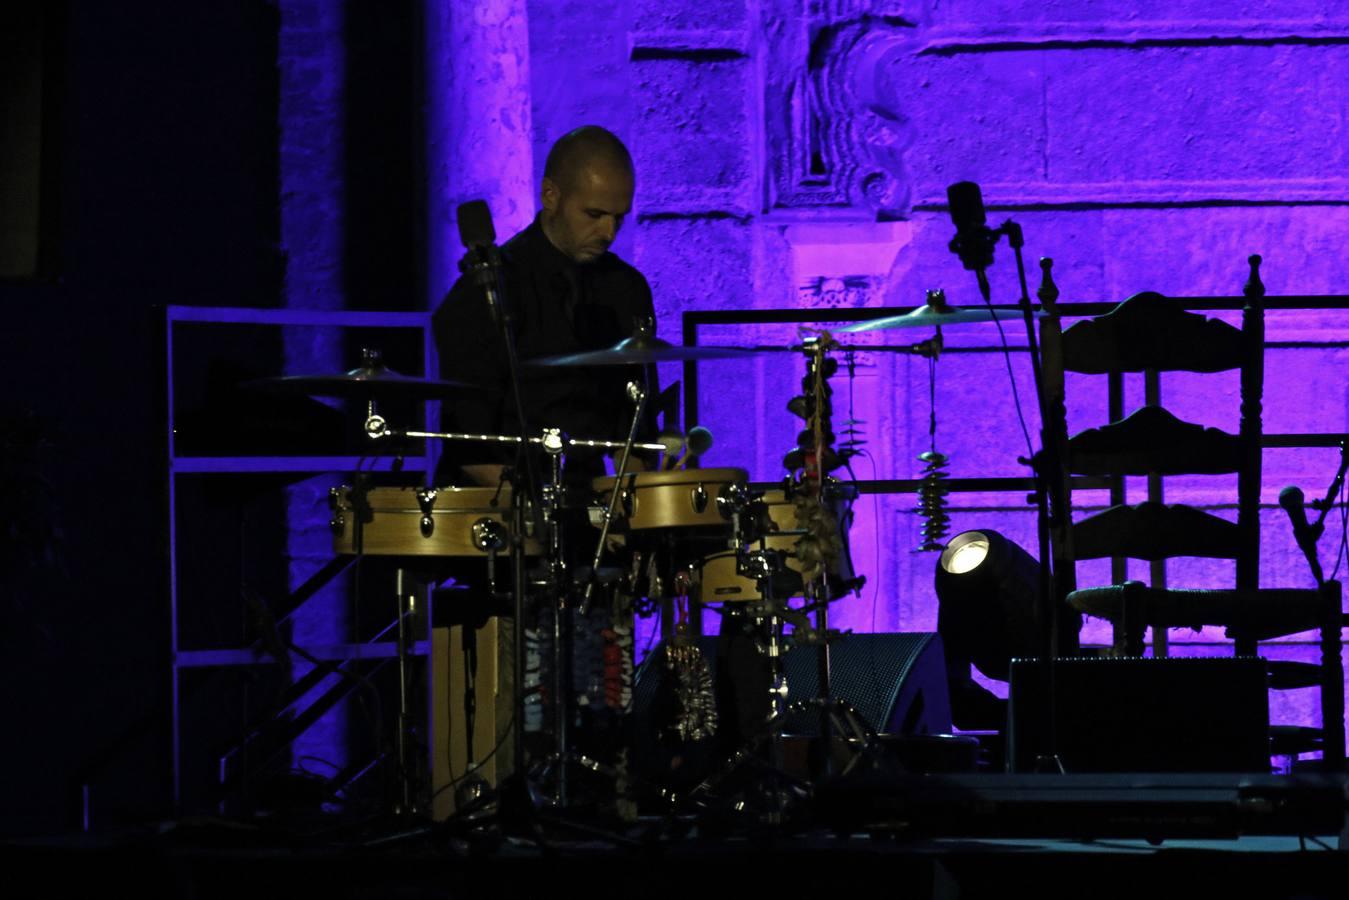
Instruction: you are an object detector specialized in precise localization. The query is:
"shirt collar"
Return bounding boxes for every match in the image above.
[515,215,578,280]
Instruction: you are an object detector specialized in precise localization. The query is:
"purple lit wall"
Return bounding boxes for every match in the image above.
[424,0,1349,739]
[279,0,349,776]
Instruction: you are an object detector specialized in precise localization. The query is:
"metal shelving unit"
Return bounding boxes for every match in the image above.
[165,305,436,810]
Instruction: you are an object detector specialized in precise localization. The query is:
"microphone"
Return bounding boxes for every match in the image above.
[946,181,999,299]
[456,200,507,323]
[1279,485,1325,585]
[456,199,495,248]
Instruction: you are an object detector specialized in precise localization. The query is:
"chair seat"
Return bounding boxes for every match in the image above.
[1067,581,1333,641]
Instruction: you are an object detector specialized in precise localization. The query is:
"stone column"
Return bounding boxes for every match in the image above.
[424,0,534,310]
[278,0,347,779]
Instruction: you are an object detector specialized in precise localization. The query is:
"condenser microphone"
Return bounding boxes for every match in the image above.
[946,181,998,299]
[1279,485,1325,585]
[456,199,495,248]
[456,200,507,322]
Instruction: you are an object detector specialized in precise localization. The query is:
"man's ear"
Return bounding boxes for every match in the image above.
[541,176,560,214]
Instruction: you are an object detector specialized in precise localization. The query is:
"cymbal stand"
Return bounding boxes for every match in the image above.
[536,427,573,807]
[714,485,804,822]
[352,395,426,815]
[581,381,648,614]
[538,383,648,810]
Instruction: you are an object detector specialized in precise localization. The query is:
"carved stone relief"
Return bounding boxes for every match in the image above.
[763,1,918,218]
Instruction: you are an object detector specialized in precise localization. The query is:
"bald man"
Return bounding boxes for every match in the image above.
[434,126,656,487]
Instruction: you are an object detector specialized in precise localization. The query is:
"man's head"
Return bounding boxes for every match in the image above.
[540,126,634,264]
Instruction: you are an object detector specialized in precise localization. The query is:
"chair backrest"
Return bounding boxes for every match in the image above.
[1039,257,1266,653]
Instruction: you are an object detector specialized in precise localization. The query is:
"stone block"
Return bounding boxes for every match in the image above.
[632,60,754,213]
[928,1,1349,32]
[632,0,749,32]
[1044,45,1349,190]
[1101,207,1349,298]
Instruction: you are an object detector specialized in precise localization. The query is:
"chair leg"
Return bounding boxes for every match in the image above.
[1320,581,1345,768]
[1119,581,1147,657]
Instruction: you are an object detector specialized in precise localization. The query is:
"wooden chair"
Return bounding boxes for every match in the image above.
[1038,255,1344,768]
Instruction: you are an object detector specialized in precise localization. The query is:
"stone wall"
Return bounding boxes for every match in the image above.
[509,0,1349,730]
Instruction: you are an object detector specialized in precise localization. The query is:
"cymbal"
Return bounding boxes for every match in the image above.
[527,334,758,367]
[246,363,476,399]
[838,304,1041,333]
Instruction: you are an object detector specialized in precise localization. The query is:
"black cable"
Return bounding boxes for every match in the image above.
[1330,474,1347,581]
[429,713,516,804]
[928,353,938,454]
[982,294,1036,462]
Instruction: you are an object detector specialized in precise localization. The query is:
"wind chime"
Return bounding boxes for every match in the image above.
[783,333,862,595]
[915,345,951,552]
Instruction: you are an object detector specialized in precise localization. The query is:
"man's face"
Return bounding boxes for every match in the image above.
[540,162,634,264]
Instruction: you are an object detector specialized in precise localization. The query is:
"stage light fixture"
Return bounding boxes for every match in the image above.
[934,529,1042,683]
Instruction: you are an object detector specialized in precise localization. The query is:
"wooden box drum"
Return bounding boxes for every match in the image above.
[330,485,541,557]
[591,467,749,531]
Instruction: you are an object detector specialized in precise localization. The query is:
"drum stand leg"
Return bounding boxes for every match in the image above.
[393,566,423,816]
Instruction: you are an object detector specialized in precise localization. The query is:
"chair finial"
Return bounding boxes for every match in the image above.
[1037,257,1060,313]
[1243,254,1264,300]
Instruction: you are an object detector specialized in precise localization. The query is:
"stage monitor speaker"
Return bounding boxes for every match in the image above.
[1008,656,1270,773]
[778,632,952,737]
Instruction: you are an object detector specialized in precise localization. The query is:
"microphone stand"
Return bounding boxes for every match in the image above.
[970,219,1069,772]
[458,241,545,807]
[1308,441,1349,565]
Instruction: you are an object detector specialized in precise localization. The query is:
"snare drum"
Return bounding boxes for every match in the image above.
[591,467,748,531]
[692,490,800,602]
[330,485,541,557]
[692,490,851,603]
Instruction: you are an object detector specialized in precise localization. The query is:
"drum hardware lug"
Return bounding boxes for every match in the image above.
[471,517,508,552]
[620,487,635,518]
[691,483,709,514]
[329,513,345,534]
[415,488,437,537]
[542,427,566,456]
[328,486,344,510]
[716,482,749,520]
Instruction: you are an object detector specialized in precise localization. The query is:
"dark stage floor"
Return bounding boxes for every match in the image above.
[8,773,1348,900]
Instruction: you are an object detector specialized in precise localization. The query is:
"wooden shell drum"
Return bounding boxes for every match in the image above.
[692,490,850,603]
[692,490,802,603]
[330,485,541,557]
[591,467,749,531]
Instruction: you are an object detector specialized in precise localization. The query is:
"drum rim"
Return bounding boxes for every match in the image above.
[591,466,748,490]
[333,484,514,511]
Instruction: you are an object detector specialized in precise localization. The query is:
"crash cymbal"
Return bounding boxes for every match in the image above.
[527,333,758,366]
[837,289,1043,333]
[246,358,476,400]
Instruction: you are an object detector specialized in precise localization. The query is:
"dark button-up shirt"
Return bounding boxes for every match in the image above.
[433,217,655,483]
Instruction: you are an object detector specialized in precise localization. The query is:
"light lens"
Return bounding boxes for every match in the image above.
[940,531,990,575]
